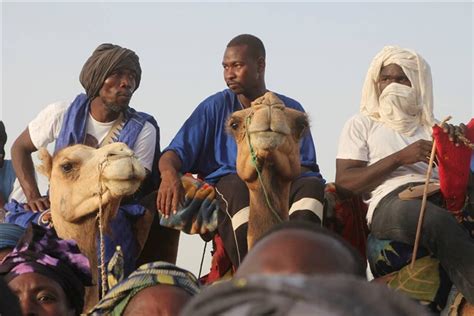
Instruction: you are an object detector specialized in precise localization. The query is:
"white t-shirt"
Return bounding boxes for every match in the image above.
[28,100,157,171]
[337,113,439,224]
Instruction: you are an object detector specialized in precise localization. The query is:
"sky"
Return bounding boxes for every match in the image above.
[1,1,472,276]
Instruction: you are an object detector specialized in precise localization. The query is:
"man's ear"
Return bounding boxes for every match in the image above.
[257,56,266,74]
[37,147,53,179]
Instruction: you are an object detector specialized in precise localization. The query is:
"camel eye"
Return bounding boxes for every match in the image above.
[61,163,73,173]
[229,119,240,130]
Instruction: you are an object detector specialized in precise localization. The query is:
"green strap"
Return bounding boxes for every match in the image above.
[245,115,283,223]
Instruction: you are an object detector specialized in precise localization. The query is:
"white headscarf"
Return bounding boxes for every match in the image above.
[360,46,435,136]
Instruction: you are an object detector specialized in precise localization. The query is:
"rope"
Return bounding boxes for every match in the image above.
[198,241,208,279]
[215,187,242,265]
[245,115,283,223]
[97,158,109,298]
[410,116,452,269]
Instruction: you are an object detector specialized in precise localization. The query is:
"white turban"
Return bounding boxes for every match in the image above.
[360,46,435,135]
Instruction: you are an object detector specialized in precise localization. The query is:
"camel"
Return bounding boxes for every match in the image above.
[37,142,179,310]
[227,91,308,249]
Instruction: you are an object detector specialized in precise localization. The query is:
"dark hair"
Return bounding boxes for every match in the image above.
[227,34,266,60]
[258,220,367,277]
[0,121,6,146]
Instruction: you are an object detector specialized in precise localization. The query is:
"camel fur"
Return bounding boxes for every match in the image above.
[37,143,154,310]
[227,91,308,249]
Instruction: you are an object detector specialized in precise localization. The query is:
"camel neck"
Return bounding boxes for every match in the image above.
[247,174,290,249]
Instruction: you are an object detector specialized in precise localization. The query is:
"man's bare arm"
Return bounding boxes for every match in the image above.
[336,139,434,195]
[156,150,184,217]
[11,128,50,211]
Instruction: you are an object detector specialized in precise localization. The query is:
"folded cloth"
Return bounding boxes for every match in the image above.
[324,183,369,259]
[5,199,145,280]
[160,174,218,236]
[4,199,52,228]
[433,119,474,219]
[87,261,200,315]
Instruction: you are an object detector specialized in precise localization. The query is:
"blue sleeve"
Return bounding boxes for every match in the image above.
[164,99,210,173]
[277,95,322,179]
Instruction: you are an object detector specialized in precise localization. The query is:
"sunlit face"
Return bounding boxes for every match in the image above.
[378,63,412,93]
[8,273,75,316]
[222,45,262,95]
[98,68,137,112]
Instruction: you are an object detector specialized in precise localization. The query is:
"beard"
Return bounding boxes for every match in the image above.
[105,102,128,113]
[103,94,131,113]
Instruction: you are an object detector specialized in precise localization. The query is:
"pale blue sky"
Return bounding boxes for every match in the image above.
[2,1,472,275]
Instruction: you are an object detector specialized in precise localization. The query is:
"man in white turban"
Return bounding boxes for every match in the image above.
[335,46,473,303]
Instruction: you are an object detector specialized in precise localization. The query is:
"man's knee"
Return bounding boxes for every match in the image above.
[289,211,322,224]
[424,206,460,231]
[290,176,325,201]
[289,177,325,223]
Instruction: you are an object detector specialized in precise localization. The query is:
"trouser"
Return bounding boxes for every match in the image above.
[371,183,474,303]
[215,173,325,268]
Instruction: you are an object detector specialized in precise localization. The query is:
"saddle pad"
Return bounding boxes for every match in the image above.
[398,182,440,200]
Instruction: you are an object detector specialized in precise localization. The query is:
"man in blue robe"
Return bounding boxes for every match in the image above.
[157,34,325,267]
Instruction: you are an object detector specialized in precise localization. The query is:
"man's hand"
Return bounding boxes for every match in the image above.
[157,172,185,217]
[442,123,467,146]
[24,196,50,212]
[394,139,434,166]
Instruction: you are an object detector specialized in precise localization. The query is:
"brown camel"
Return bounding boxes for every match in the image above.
[37,142,179,310]
[227,91,309,249]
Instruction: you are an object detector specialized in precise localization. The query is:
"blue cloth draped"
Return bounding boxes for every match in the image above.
[6,93,160,280]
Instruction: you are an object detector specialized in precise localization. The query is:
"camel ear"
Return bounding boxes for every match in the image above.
[37,147,53,179]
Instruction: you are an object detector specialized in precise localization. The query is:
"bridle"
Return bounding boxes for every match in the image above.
[244,112,283,223]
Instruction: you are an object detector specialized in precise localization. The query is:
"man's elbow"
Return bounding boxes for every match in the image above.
[11,130,36,157]
[335,175,364,196]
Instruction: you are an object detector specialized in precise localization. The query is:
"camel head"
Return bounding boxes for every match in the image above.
[227,91,309,249]
[38,142,146,223]
[228,91,308,189]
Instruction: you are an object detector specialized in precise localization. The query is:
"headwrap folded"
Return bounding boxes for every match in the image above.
[360,46,435,136]
[0,223,25,250]
[182,274,430,316]
[87,261,200,315]
[0,224,92,314]
[79,43,142,98]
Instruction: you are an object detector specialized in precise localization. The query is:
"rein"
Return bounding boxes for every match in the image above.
[97,158,109,298]
[245,114,283,223]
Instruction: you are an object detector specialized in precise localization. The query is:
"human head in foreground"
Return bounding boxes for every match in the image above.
[235,220,366,278]
[0,224,91,315]
[182,274,430,316]
[87,261,200,315]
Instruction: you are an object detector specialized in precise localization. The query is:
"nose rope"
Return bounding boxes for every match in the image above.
[245,114,283,223]
[97,157,110,299]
